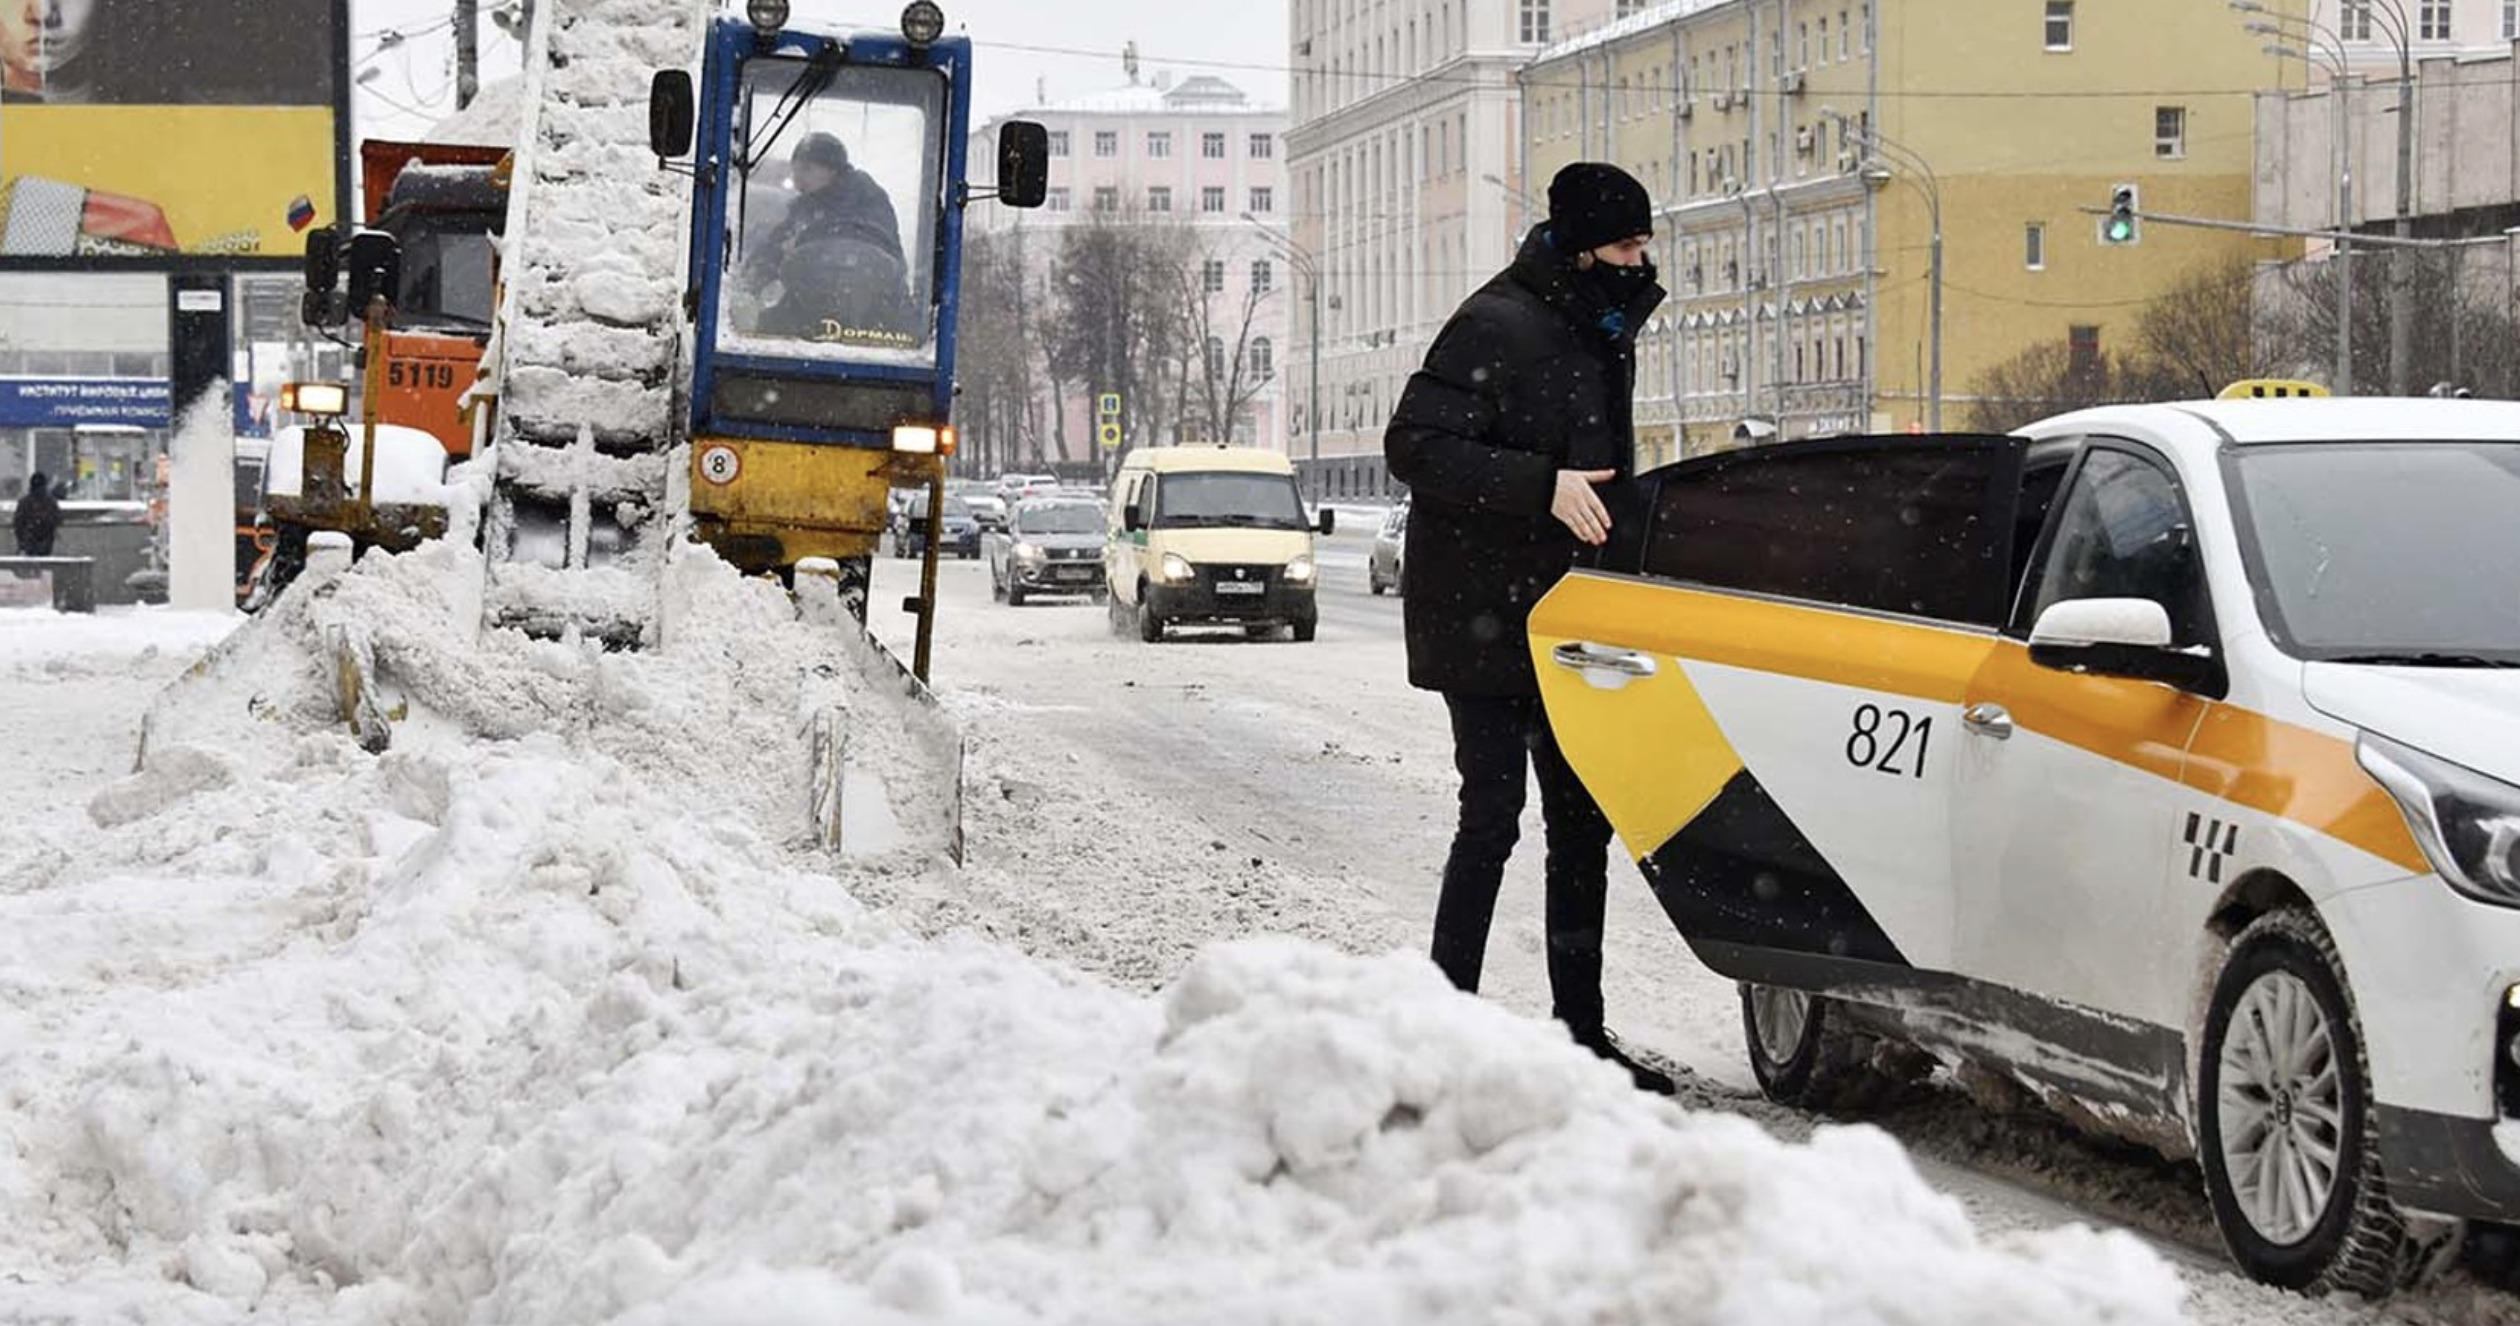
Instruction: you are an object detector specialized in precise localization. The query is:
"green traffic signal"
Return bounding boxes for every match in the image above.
[2104,215,2136,243]
[2103,184,2140,246]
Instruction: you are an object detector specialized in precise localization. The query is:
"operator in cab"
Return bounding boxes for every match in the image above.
[740,131,913,343]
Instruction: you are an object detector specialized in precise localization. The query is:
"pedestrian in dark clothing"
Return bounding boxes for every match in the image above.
[12,469,61,555]
[1384,162,1672,1094]
[743,131,911,340]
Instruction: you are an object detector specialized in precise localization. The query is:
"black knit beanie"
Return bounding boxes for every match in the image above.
[1547,162,1652,255]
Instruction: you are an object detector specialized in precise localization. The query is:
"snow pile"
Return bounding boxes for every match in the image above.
[1,546,2193,1324]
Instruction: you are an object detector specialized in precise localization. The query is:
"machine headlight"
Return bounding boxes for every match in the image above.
[1159,552,1194,584]
[2359,733,2520,907]
[901,0,946,46]
[282,381,349,417]
[747,0,789,33]
[1012,541,1043,562]
[1285,554,1315,583]
[890,424,956,454]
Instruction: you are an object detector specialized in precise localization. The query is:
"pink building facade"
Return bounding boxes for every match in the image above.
[972,76,1293,469]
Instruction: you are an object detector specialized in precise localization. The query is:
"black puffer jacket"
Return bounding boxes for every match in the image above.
[1384,224,1665,695]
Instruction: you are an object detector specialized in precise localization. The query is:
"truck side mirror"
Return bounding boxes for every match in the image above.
[343,229,402,316]
[995,120,1049,209]
[650,70,696,158]
[1317,507,1336,536]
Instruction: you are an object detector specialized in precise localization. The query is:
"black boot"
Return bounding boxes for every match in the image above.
[1572,1027,1677,1095]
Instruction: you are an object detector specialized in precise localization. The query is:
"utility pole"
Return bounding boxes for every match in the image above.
[455,0,480,109]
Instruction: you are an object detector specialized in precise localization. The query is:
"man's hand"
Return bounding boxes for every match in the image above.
[1551,469,1617,545]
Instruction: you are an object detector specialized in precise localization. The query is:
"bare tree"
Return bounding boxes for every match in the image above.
[1044,208,1195,474]
[2121,257,2282,401]
[1180,235,1281,446]
[954,230,1033,475]
[2264,246,2519,399]
[1962,341,2131,433]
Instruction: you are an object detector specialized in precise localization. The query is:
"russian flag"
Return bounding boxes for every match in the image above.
[287,195,318,232]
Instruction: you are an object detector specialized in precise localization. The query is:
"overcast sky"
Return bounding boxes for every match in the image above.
[352,0,1290,143]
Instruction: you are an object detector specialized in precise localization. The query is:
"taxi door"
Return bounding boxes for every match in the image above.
[1531,435,2024,989]
[1950,440,2216,1029]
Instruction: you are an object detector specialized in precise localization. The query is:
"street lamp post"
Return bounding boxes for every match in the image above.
[1245,214,1322,480]
[1830,109,1942,432]
[2373,0,2416,398]
[2249,17,2356,393]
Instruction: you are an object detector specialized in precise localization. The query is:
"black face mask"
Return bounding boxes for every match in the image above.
[1586,256,1657,305]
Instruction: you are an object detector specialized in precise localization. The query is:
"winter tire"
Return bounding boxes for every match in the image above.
[1137,588,1164,643]
[1739,983,1908,1114]
[1007,582,1027,607]
[2198,909,2428,1297]
[1290,612,1318,643]
[1369,577,1387,596]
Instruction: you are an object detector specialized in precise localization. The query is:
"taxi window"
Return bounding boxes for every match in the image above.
[2019,446,2211,645]
[1636,436,2023,625]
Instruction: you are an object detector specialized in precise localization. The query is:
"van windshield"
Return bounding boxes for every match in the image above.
[1151,471,1308,530]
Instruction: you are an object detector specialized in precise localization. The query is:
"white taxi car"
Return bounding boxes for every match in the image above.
[1529,395,2520,1295]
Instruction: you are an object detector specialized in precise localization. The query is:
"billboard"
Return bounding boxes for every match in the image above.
[0,0,346,264]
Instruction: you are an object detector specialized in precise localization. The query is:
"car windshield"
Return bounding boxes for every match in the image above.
[1019,504,1101,534]
[2229,440,2520,664]
[912,494,971,519]
[1150,471,1308,530]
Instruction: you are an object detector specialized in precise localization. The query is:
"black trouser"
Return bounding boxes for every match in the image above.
[1429,691,1614,1036]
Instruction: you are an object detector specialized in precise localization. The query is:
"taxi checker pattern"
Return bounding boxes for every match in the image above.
[1525,396,2520,1297]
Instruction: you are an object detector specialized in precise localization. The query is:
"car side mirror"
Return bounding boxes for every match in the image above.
[995,120,1050,208]
[342,229,401,317]
[650,70,696,158]
[1317,507,1336,535]
[1122,503,1145,532]
[2028,598,2224,695]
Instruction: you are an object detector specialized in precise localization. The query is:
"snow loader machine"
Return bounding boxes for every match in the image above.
[471,0,1048,654]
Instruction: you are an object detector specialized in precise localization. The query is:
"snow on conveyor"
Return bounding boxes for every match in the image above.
[479,0,703,641]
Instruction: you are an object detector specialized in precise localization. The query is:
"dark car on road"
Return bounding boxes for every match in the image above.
[891,491,981,560]
[985,497,1107,604]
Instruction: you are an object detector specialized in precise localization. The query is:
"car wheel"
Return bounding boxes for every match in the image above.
[1738,983,1912,1114]
[1137,587,1164,643]
[2199,909,2430,1296]
[1370,578,1387,596]
[1290,611,1318,643]
[1008,582,1027,607]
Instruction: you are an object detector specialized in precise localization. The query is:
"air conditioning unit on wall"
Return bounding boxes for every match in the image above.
[1780,69,1807,95]
[1795,125,1816,154]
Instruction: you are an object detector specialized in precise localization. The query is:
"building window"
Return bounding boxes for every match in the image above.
[1818,16,1830,61]
[2506,0,2517,38]
[1203,259,1226,293]
[2044,0,2073,49]
[1201,186,1227,213]
[2025,222,2046,270]
[1202,131,1228,158]
[1149,186,1172,212]
[1047,130,1070,157]
[1251,258,1274,292]
[1519,0,1550,43]
[1093,130,1117,157]
[1249,186,1275,213]
[2154,105,2186,158]
[2341,0,2373,39]
[1250,132,1275,158]
[1798,21,1810,66]
[1840,7,1852,57]
[2419,0,2450,38]
[1045,186,1070,212]
[1205,337,1227,380]
[1251,337,1275,377]
[1093,186,1118,211]
[1147,130,1172,158]
[2068,324,2102,377]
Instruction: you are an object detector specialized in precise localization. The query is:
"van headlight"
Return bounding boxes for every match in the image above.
[1285,554,1315,583]
[1159,552,1194,584]
[2359,733,2520,907]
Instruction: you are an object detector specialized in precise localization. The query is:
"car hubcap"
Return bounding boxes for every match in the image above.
[1750,985,1812,1065]
[2217,970,2346,1247]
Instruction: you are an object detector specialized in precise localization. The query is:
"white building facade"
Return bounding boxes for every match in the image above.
[971,76,1291,466]
[1283,0,1622,494]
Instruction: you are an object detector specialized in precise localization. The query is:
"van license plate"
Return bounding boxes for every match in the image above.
[1215,581,1264,596]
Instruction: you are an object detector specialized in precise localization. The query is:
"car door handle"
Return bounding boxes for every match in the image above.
[1962,702,2014,740]
[1551,641,1658,678]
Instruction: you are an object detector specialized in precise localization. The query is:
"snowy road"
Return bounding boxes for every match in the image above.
[862,542,2520,1326]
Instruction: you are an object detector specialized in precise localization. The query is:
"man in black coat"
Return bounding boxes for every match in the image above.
[1384,162,1670,1092]
[744,132,910,339]
[12,469,61,556]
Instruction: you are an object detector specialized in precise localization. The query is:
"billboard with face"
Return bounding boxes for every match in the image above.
[0,0,345,263]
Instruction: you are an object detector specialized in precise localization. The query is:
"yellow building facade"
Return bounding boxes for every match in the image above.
[1524,0,2303,464]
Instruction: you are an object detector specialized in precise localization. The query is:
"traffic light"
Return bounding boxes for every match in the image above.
[2101,183,2140,246]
